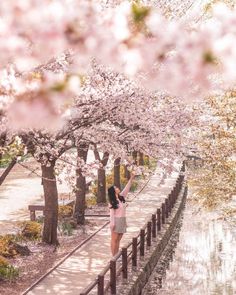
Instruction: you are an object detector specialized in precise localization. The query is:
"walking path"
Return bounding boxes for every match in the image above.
[0,160,70,223]
[0,151,106,234]
[26,164,181,295]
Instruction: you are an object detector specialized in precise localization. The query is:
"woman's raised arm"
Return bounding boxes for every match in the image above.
[120,172,135,197]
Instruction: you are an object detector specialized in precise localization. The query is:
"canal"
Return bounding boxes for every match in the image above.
[143,195,236,295]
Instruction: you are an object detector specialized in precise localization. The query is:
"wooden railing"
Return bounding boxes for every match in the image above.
[80,163,186,295]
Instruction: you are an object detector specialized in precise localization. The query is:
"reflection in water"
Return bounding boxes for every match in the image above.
[143,200,236,295]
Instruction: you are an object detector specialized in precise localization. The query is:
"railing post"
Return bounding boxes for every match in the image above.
[140,229,145,256]
[132,237,137,267]
[147,221,152,247]
[165,199,169,219]
[98,274,104,295]
[157,208,161,231]
[110,259,116,294]
[161,203,165,224]
[152,214,156,238]
[122,248,128,279]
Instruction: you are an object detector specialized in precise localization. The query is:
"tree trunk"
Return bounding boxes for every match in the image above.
[132,151,138,165]
[0,158,17,186]
[114,157,121,189]
[124,164,130,180]
[74,143,89,225]
[93,149,109,205]
[97,168,106,204]
[41,161,59,245]
[139,152,144,166]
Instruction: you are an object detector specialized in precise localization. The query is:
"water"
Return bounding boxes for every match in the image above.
[143,198,236,295]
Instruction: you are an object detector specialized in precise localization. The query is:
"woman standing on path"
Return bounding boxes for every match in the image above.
[108,172,136,256]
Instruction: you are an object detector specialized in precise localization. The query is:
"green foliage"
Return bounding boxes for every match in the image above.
[143,155,150,166]
[35,215,44,224]
[63,222,73,236]
[130,179,138,192]
[58,205,76,236]
[0,137,26,168]
[0,154,12,168]
[0,256,19,281]
[150,159,157,171]
[20,221,42,240]
[59,221,74,236]
[143,156,157,171]
[0,153,29,168]
[132,2,150,24]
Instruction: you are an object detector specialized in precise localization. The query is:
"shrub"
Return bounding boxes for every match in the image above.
[0,256,9,267]
[36,215,44,224]
[0,235,18,258]
[143,155,150,166]
[59,221,74,236]
[0,234,31,257]
[58,205,73,219]
[0,256,19,281]
[0,236,11,257]
[148,158,157,171]
[21,221,42,240]
[86,195,97,207]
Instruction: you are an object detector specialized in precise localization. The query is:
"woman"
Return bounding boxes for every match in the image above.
[108,172,135,256]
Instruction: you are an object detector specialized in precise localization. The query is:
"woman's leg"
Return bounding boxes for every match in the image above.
[111,231,120,256]
[118,233,123,243]
[114,233,123,254]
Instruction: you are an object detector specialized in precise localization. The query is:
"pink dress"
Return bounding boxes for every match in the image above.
[109,179,133,233]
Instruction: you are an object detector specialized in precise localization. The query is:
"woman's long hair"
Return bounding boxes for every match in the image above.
[108,186,126,209]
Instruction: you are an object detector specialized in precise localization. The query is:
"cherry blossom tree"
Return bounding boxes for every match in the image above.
[1,1,236,130]
[189,90,236,209]
[1,0,235,245]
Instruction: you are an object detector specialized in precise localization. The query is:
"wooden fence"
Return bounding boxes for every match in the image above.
[80,163,186,295]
